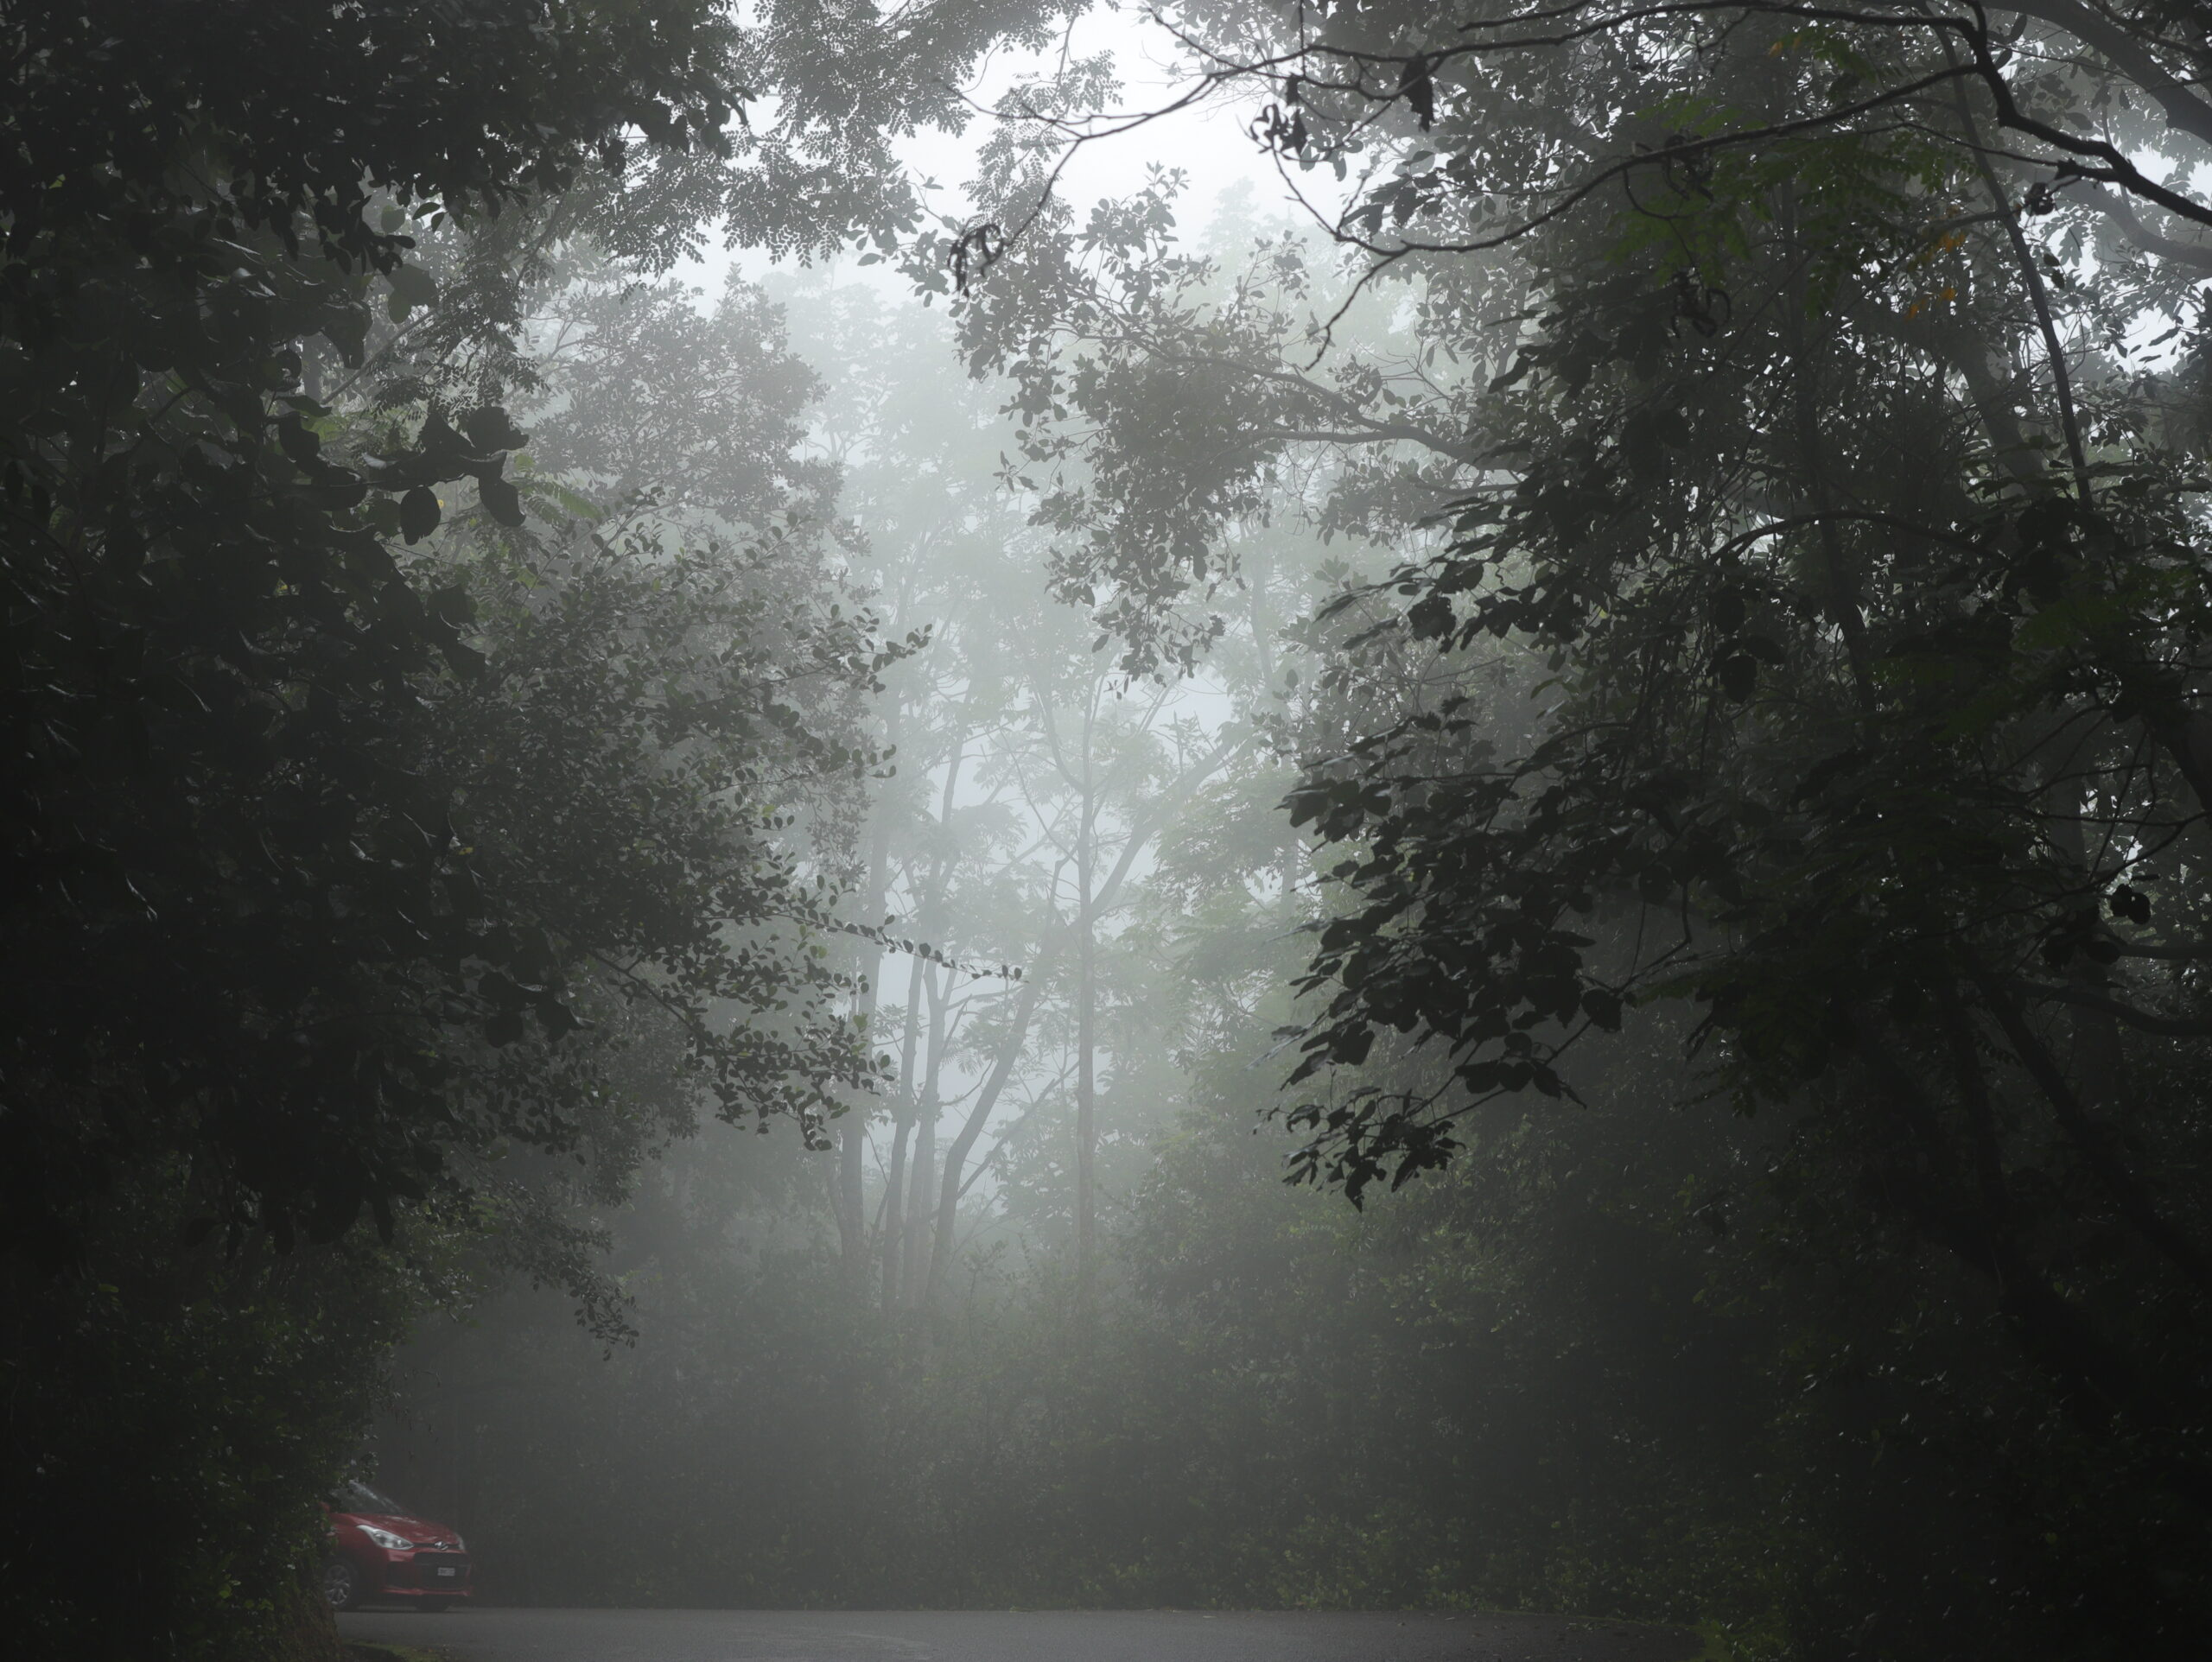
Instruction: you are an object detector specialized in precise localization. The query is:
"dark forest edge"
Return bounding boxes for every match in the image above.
[3,4,2210,1661]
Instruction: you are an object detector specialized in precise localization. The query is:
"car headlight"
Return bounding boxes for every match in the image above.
[359,1526,413,1550]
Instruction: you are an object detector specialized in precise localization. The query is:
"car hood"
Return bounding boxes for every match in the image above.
[333,1510,462,1545]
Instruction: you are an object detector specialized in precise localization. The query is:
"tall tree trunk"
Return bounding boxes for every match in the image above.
[891,734,968,1310]
[836,1101,868,1284]
[878,960,925,1311]
[904,967,946,1308]
[924,969,1051,1309]
[923,737,1245,1309]
[838,707,900,1287]
[879,1110,912,1313]
[1778,183,1873,713]
[1249,566,1302,912]
[1073,702,1098,1306]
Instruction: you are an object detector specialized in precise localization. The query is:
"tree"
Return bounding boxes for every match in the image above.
[1,0,771,1269]
[772,268,1249,1317]
[0,3,1084,1652]
[925,1,2212,1648]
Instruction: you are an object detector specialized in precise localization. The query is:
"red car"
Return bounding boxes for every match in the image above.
[321,1480,473,1612]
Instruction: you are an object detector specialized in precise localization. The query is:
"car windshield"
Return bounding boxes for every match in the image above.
[333,1480,408,1516]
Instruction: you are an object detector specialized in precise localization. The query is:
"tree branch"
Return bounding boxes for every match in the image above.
[1974,966,2212,1300]
[2077,187,2212,273]
[2012,978,2212,1037]
[2000,0,2212,151]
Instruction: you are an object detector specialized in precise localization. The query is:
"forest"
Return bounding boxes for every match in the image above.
[3,3,2211,1659]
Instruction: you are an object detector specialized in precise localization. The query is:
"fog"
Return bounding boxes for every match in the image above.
[8,6,2212,1662]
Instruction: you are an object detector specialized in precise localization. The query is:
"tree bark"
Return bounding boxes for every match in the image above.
[1074,726,1097,1305]
[903,965,945,1308]
[837,704,901,1288]
[879,1109,912,1312]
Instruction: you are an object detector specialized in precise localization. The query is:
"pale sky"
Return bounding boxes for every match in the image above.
[681,4,1305,298]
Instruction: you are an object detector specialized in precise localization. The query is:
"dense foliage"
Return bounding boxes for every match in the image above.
[0,3,1052,1656]
[19,3,2212,1660]
[916,2,2212,1655]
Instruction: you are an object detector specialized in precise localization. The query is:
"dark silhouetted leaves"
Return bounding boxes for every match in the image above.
[477,468,524,527]
[399,485,442,542]
[1716,653,1759,701]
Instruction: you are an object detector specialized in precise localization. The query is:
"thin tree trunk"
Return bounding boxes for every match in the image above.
[923,970,1050,1307]
[1074,864,1096,1297]
[891,731,968,1309]
[922,737,1245,1308]
[1074,700,1098,1304]
[837,960,887,1278]
[836,1101,868,1283]
[904,966,946,1308]
[1779,183,1873,713]
[878,961,925,1311]
[838,707,900,1287]
[904,1099,937,1308]
[879,1113,911,1311]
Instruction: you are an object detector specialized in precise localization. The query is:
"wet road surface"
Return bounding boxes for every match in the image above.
[340,1607,1700,1662]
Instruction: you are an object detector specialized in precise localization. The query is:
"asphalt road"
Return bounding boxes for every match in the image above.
[339,1608,1700,1662]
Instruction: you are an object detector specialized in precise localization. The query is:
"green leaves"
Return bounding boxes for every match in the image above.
[0,0,876,1291]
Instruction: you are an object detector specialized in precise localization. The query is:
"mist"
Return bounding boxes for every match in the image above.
[6,6,2212,1662]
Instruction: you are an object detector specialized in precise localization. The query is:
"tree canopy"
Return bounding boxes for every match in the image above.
[15,3,2212,1659]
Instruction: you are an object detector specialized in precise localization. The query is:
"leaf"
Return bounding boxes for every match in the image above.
[1395,53,1435,131]
[1716,653,1758,701]
[385,261,438,314]
[426,583,476,629]
[1738,633,1785,665]
[105,519,146,574]
[415,407,469,470]
[537,1000,582,1041]
[399,485,441,543]
[458,404,528,453]
[276,415,322,466]
[1792,746,1872,803]
[1407,593,1454,638]
[1620,409,1668,476]
[477,467,524,527]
